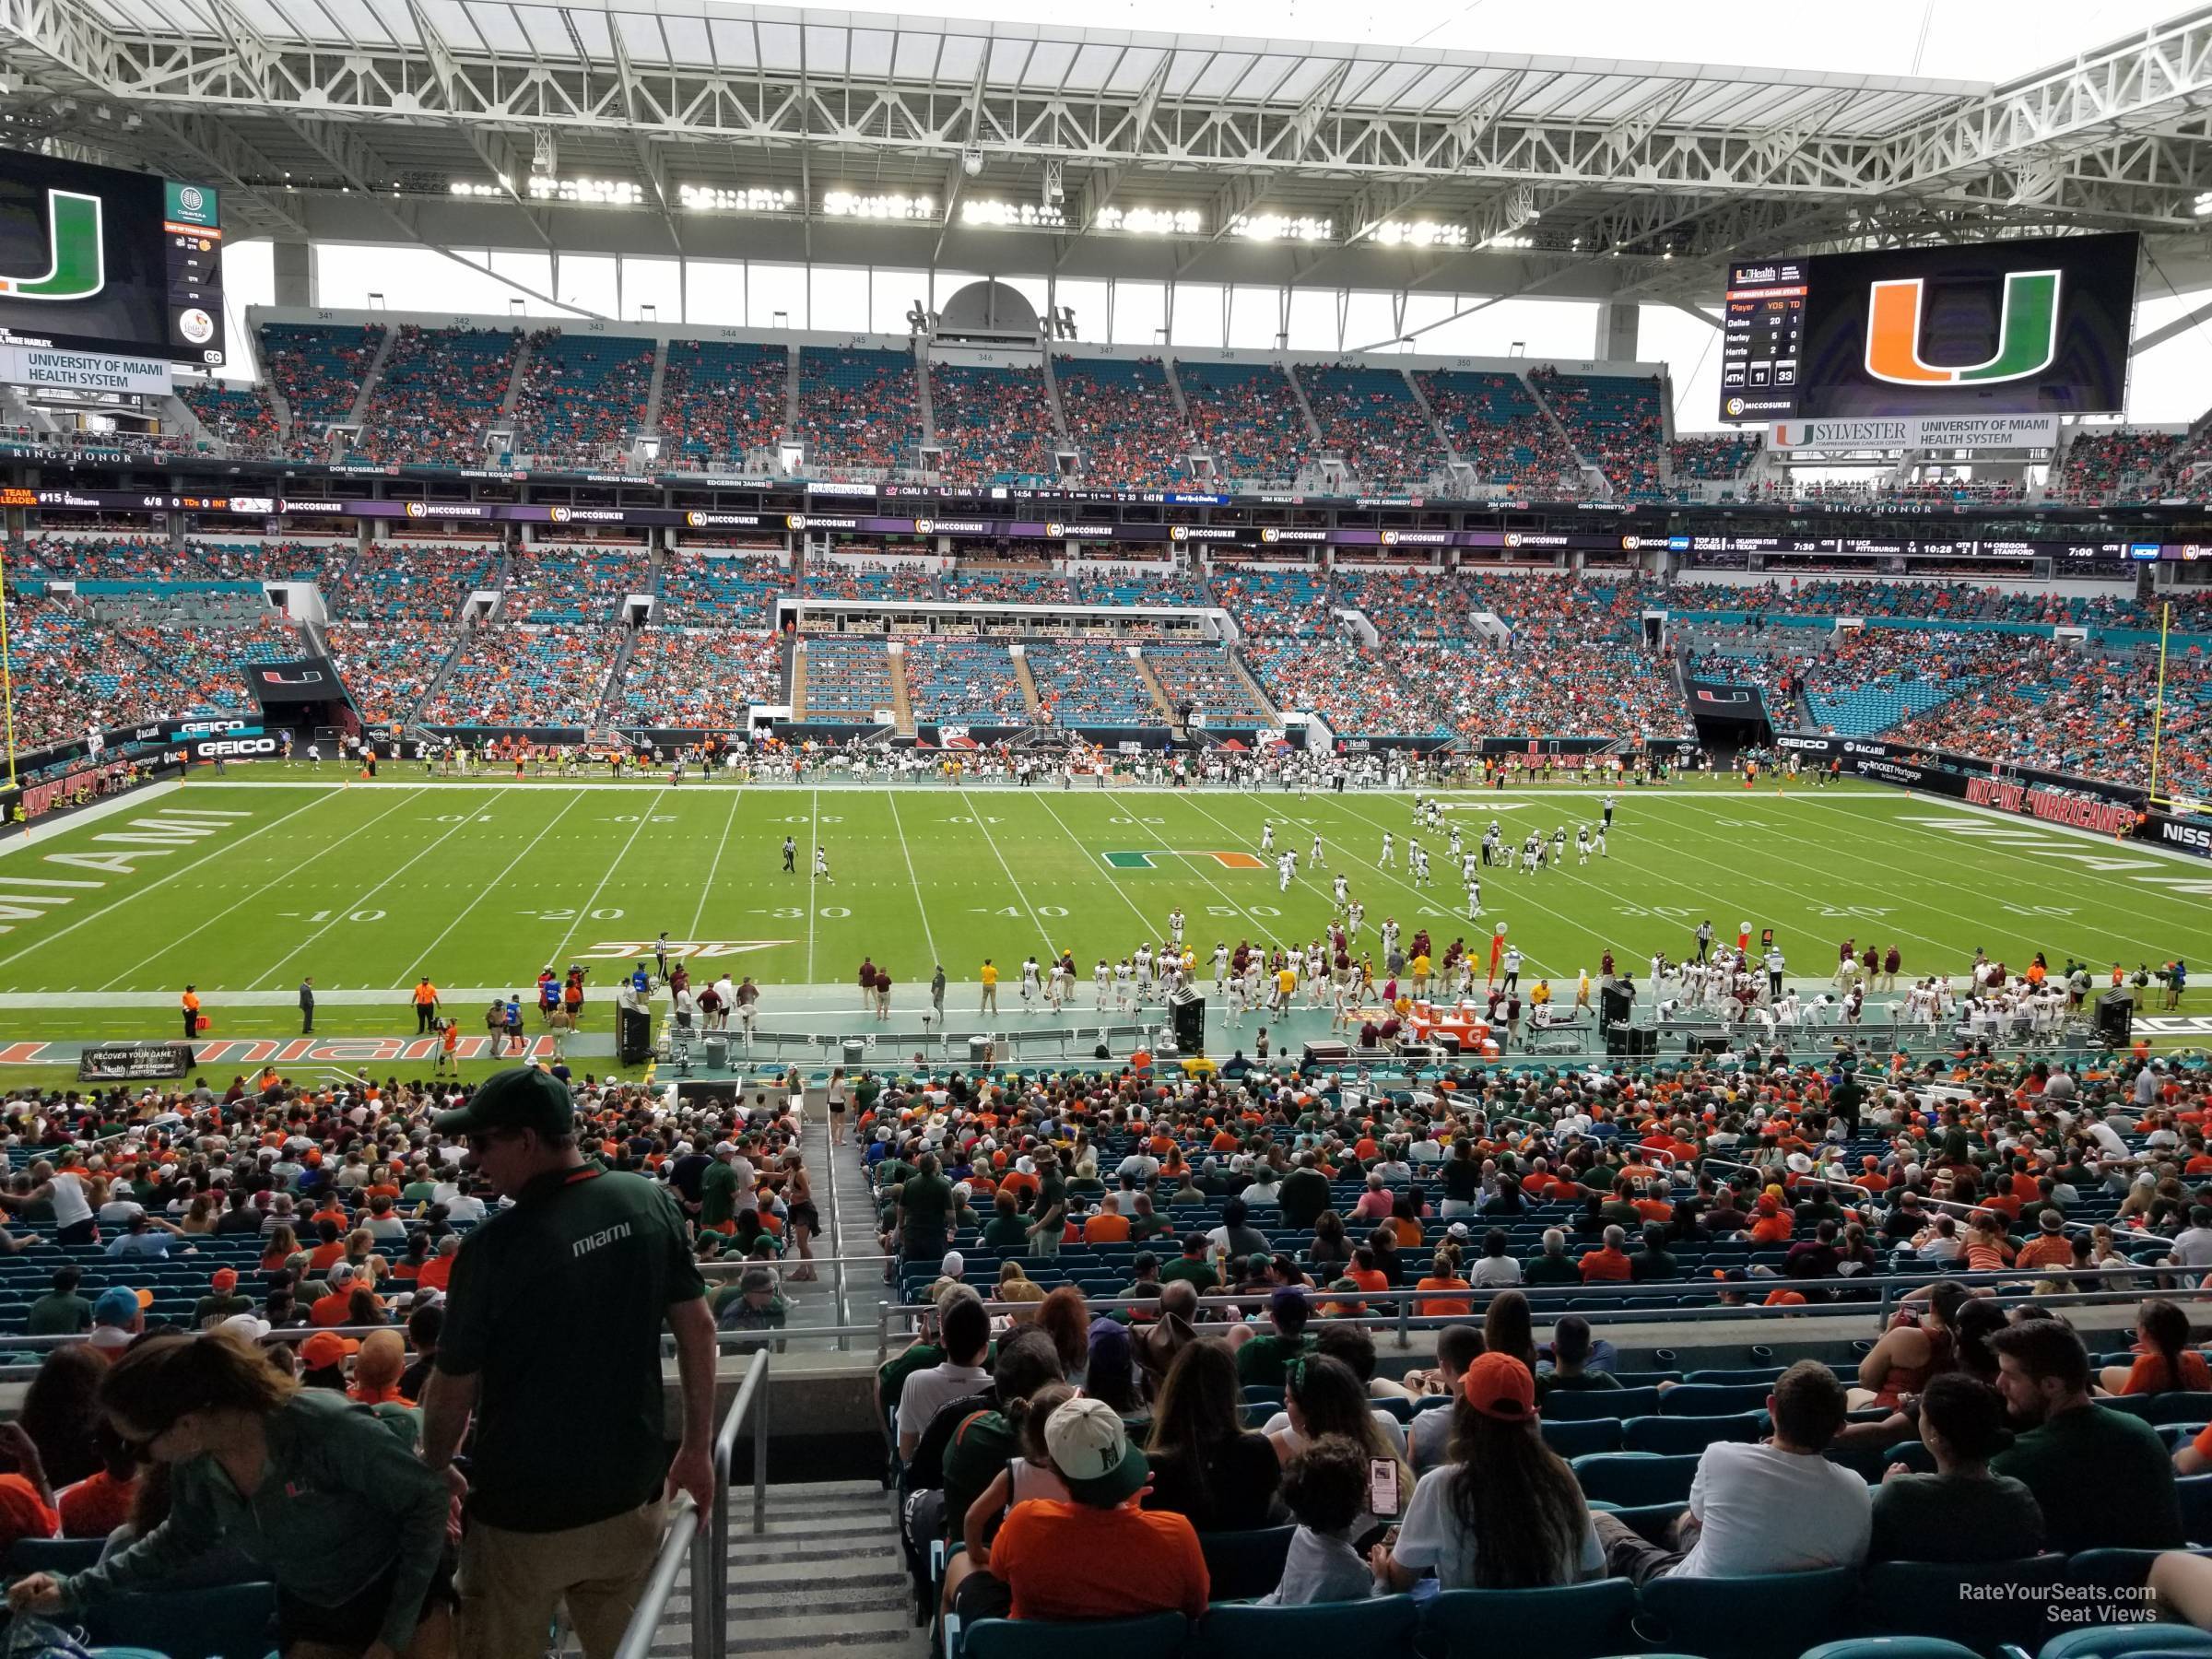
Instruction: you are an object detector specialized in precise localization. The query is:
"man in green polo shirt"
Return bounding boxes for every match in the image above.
[1522,1229,1582,1287]
[25,1266,89,1335]
[418,1066,715,1659]
[1159,1234,1220,1293]
[1234,1288,1313,1387]
[1990,1319,2183,1554]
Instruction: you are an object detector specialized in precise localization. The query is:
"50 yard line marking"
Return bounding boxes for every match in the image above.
[884,790,938,966]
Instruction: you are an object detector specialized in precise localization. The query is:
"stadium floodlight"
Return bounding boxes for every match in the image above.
[678,185,797,214]
[1481,233,1535,250]
[1370,220,1469,249]
[1094,206,1202,236]
[1230,213,1334,242]
[961,199,1066,229]
[962,147,984,178]
[450,177,513,199]
[822,191,937,221]
[525,176,642,206]
[2196,191,2212,217]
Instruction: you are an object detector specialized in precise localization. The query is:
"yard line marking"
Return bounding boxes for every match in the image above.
[806,788,819,983]
[397,792,588,988]
[553,785,677,971]
[688,788,746,942]
[958,786,1057,960]
[884,790,938,965]
[250,789,517,990]
[99,789,429,993]
[0,788,347,974]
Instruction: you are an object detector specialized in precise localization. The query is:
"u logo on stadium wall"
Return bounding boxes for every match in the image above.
[0,190,105,300]
[1863,270,2061,386]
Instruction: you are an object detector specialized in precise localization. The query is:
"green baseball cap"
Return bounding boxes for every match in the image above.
[432,1066,574,1139]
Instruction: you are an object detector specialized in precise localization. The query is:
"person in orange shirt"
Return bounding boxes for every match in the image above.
[309,1262,376,1325]
[1414,1253,1473,1318]
[1747,1195,1794,1243]
[2013,1210,2076,1275]
[2104,1300,2212,1396]
[416,1235,460,1292]
[304,1221,347,1276]
[1081,1194,1132,1245]
[180,984,201,1044]
[412,975,441,1035]
[1578,1226,1633,1282]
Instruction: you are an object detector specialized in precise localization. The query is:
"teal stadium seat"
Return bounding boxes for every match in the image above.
[1661,1383,1775,1415]
[1857,1558,2070,1654]
[1547,1387,1662,1420]
[1543,1418,1627,1457]
[2068,1548,2212,1591]
[962,1612,1187,1659]
[1192,1595,1418,1659]
[1422,1579,1639,1659]
[2179,1476,2212,1544]
[2039,1628,2212,1659]
[5,1537,108,1573]
[1625,1413,1765,1455]
[1570,1453,1702,1507]
[1803,1641,1983,1659]
[1638,1566,1860,1659]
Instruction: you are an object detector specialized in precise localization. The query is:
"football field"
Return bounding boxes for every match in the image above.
[0,771,2207,1059]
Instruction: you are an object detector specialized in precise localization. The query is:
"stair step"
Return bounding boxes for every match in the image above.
[723,1606,922,1653]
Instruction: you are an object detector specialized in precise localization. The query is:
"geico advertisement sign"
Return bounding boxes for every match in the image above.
[176,718,259,737]
[191,735,279,759]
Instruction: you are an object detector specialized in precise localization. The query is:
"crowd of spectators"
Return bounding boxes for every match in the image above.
[512,331,655,468]
[798,348,919,473]
[1072,564,1210,608]
[2050,428,2184,504]
[1025,641,1162,727]
[656,554,789,629]
[178,383,281,458]
[258,322,385,446]
[1143,644,1277,726]
[500,548,653,626]
[612,628,784,725]
[803,560,943,603]
[1055,358,1196,491]
[660,342,790,472]
[1242,640,1444,739]
[1528,368,1665,499]
[1206,567,1335,638]
[10,535,205,583]
[1668,435,1759,482]
[324,619,458,726]
[350,327,524,467]
[1333,568,1480,641]
[0,594,194,749]
[1180,363,1313,482]
[418,624,624,726]
[326,543,499,624]
[1891,646,2212,796]
[903,639,1030,724]
[1412,371,1582,496]
[941,565,1074,606]
[1300,365,1446,491]
[929,365,1058,488]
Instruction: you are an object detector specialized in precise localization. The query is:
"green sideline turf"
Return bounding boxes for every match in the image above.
[0,773,2205,1051]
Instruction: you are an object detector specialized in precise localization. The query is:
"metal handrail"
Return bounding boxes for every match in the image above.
[611,1347,771,1659]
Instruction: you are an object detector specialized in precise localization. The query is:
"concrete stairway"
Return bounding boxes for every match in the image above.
[641,339,671,442]
[342,326,399,428]
[889,649,917,736]
[783,345,803,442]
[1010,648,1041,719]
[499,333,535,420]
[913,340,936,461]
[1227,651,1281,724]
[649,1479,923,1659]
[790,642,811,718]
[1131,649,1180,726]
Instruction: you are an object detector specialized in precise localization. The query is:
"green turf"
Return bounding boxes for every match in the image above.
[0,771,2206,1053]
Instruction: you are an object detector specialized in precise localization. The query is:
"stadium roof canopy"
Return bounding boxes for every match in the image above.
[5,0,2212,301]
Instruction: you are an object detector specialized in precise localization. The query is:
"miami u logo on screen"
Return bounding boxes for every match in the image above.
[1864,268,2060,386]
[0,190,106,301]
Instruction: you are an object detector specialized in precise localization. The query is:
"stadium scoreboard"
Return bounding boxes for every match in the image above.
[0,149,225,371]
[1722,232,2136,425]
